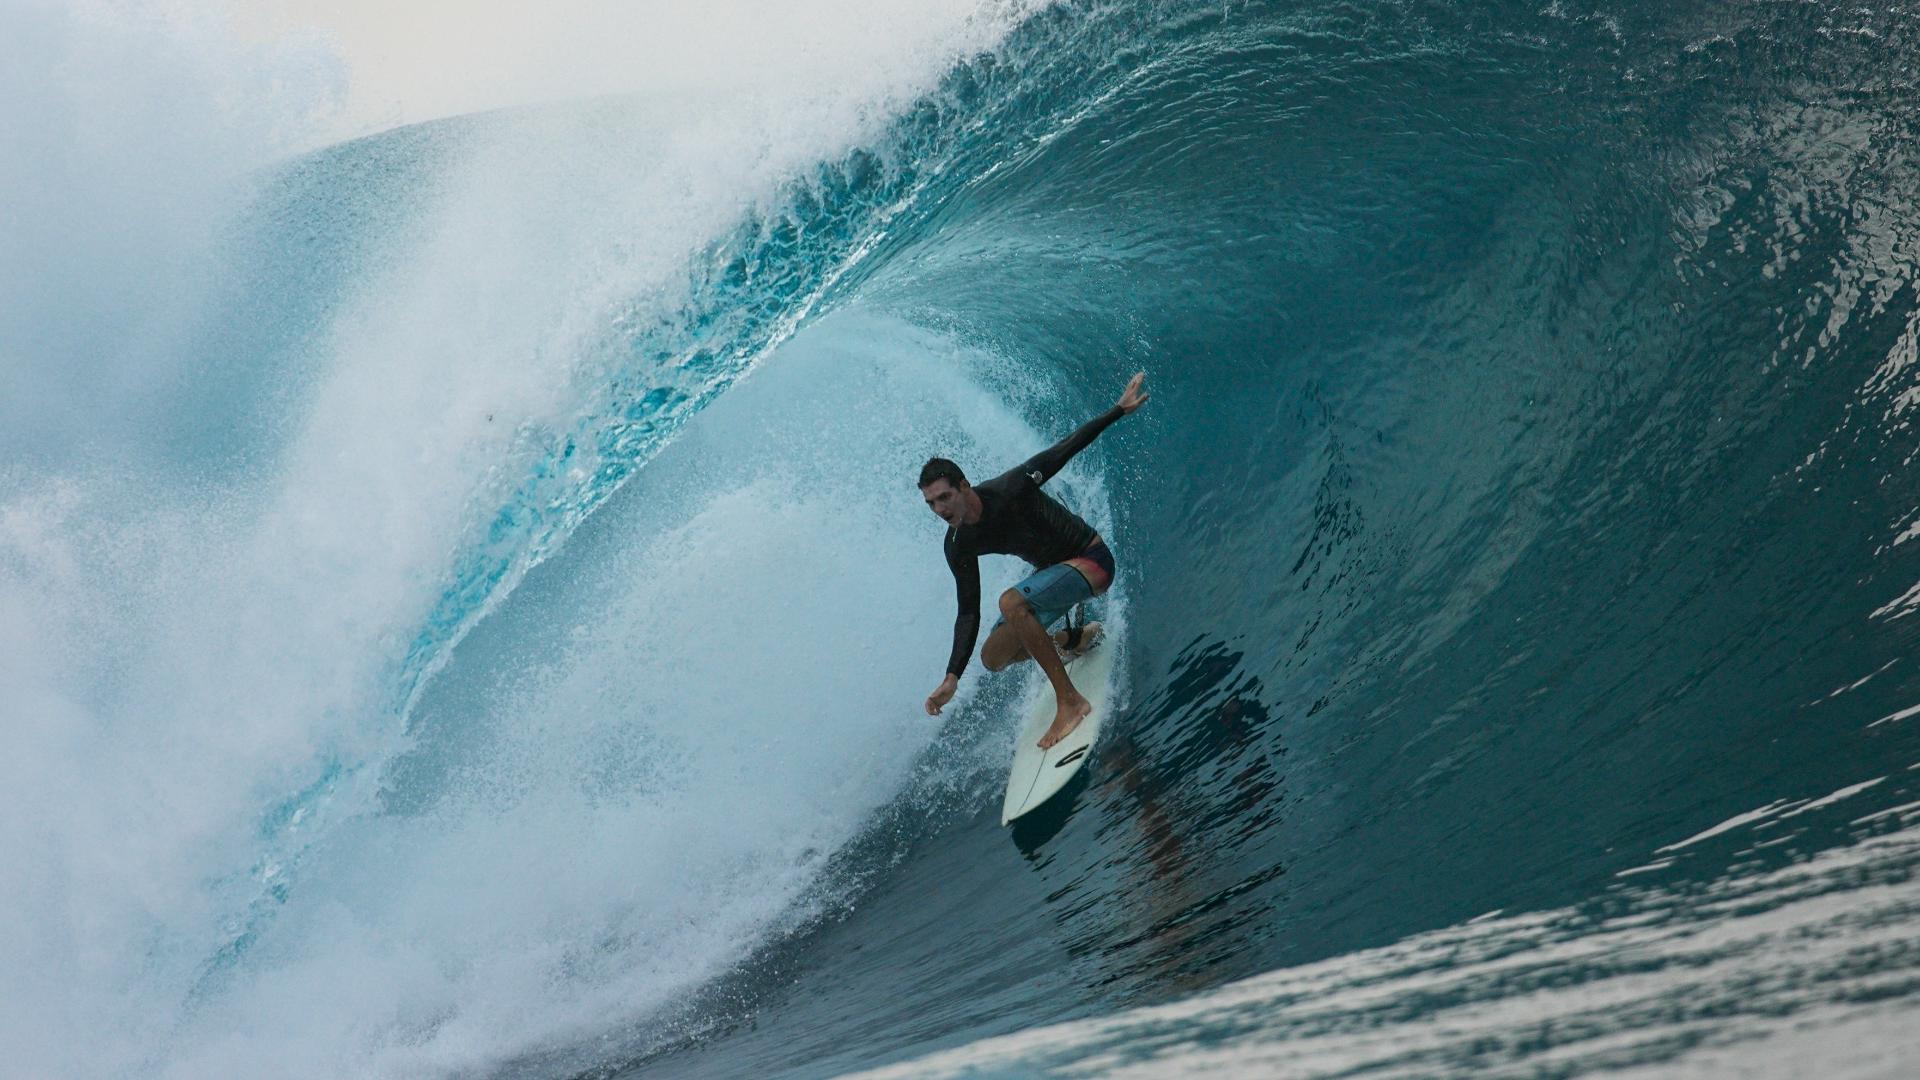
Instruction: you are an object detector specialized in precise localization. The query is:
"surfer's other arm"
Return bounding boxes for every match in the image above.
[1017,372,1151,485]
[926,548,980,716]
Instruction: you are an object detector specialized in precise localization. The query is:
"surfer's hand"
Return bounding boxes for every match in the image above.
[925,675,958,716]
[1117,371,1149,414]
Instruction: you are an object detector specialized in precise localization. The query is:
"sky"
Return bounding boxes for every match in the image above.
[225,0,1009,141]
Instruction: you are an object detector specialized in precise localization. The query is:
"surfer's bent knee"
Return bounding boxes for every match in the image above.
[981,620,1022,672]
[997,588,1032,620]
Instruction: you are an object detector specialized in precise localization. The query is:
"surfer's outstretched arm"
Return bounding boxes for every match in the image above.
[1018,372,1150,485]
[926,547,981,716]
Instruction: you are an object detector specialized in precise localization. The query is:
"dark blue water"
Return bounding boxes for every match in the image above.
[9,1,1920,1077]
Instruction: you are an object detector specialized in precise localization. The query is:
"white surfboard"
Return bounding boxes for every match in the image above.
[1001,639,1116,824]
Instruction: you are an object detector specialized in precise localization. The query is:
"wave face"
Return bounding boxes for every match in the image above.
[9,0,1920,1077]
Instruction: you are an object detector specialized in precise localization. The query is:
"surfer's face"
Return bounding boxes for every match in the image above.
[921,479,967,525]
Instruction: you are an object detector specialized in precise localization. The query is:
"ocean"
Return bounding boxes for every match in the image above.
[6,1,1920,1076]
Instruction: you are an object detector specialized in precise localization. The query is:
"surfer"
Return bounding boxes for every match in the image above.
[921,372,1150,748]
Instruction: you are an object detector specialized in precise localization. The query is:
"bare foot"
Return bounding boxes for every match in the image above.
[1054,621,1103,659]
[1038,694,1093,749]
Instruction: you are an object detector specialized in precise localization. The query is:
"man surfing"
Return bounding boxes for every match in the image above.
[921,372,1150,748]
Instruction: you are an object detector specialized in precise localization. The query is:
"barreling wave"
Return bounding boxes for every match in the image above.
[10,0,1920,1077]
[600,0,1920,1075]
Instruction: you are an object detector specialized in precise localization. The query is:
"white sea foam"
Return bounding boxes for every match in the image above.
[0,3,1047,1075]
[155,317,1065,1077]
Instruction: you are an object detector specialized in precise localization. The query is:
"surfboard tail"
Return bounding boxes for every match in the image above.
[1000,645,1115,823]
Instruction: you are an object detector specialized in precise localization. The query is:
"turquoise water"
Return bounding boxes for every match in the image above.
[7,1,1920,1077]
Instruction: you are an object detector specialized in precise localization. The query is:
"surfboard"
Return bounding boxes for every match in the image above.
[1001,636,1116,824]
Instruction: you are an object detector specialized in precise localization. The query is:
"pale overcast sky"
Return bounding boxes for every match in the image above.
[228,0,1010,139]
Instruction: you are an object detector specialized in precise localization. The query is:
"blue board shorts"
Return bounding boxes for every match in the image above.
[991,537,1115,634]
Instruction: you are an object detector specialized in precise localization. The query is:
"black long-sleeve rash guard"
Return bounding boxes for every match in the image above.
[941,404,1125,677]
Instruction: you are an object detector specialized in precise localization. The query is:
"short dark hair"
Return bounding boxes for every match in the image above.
[918,457,968,490]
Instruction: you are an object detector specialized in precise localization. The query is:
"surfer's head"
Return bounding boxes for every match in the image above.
[919,457,971,525]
